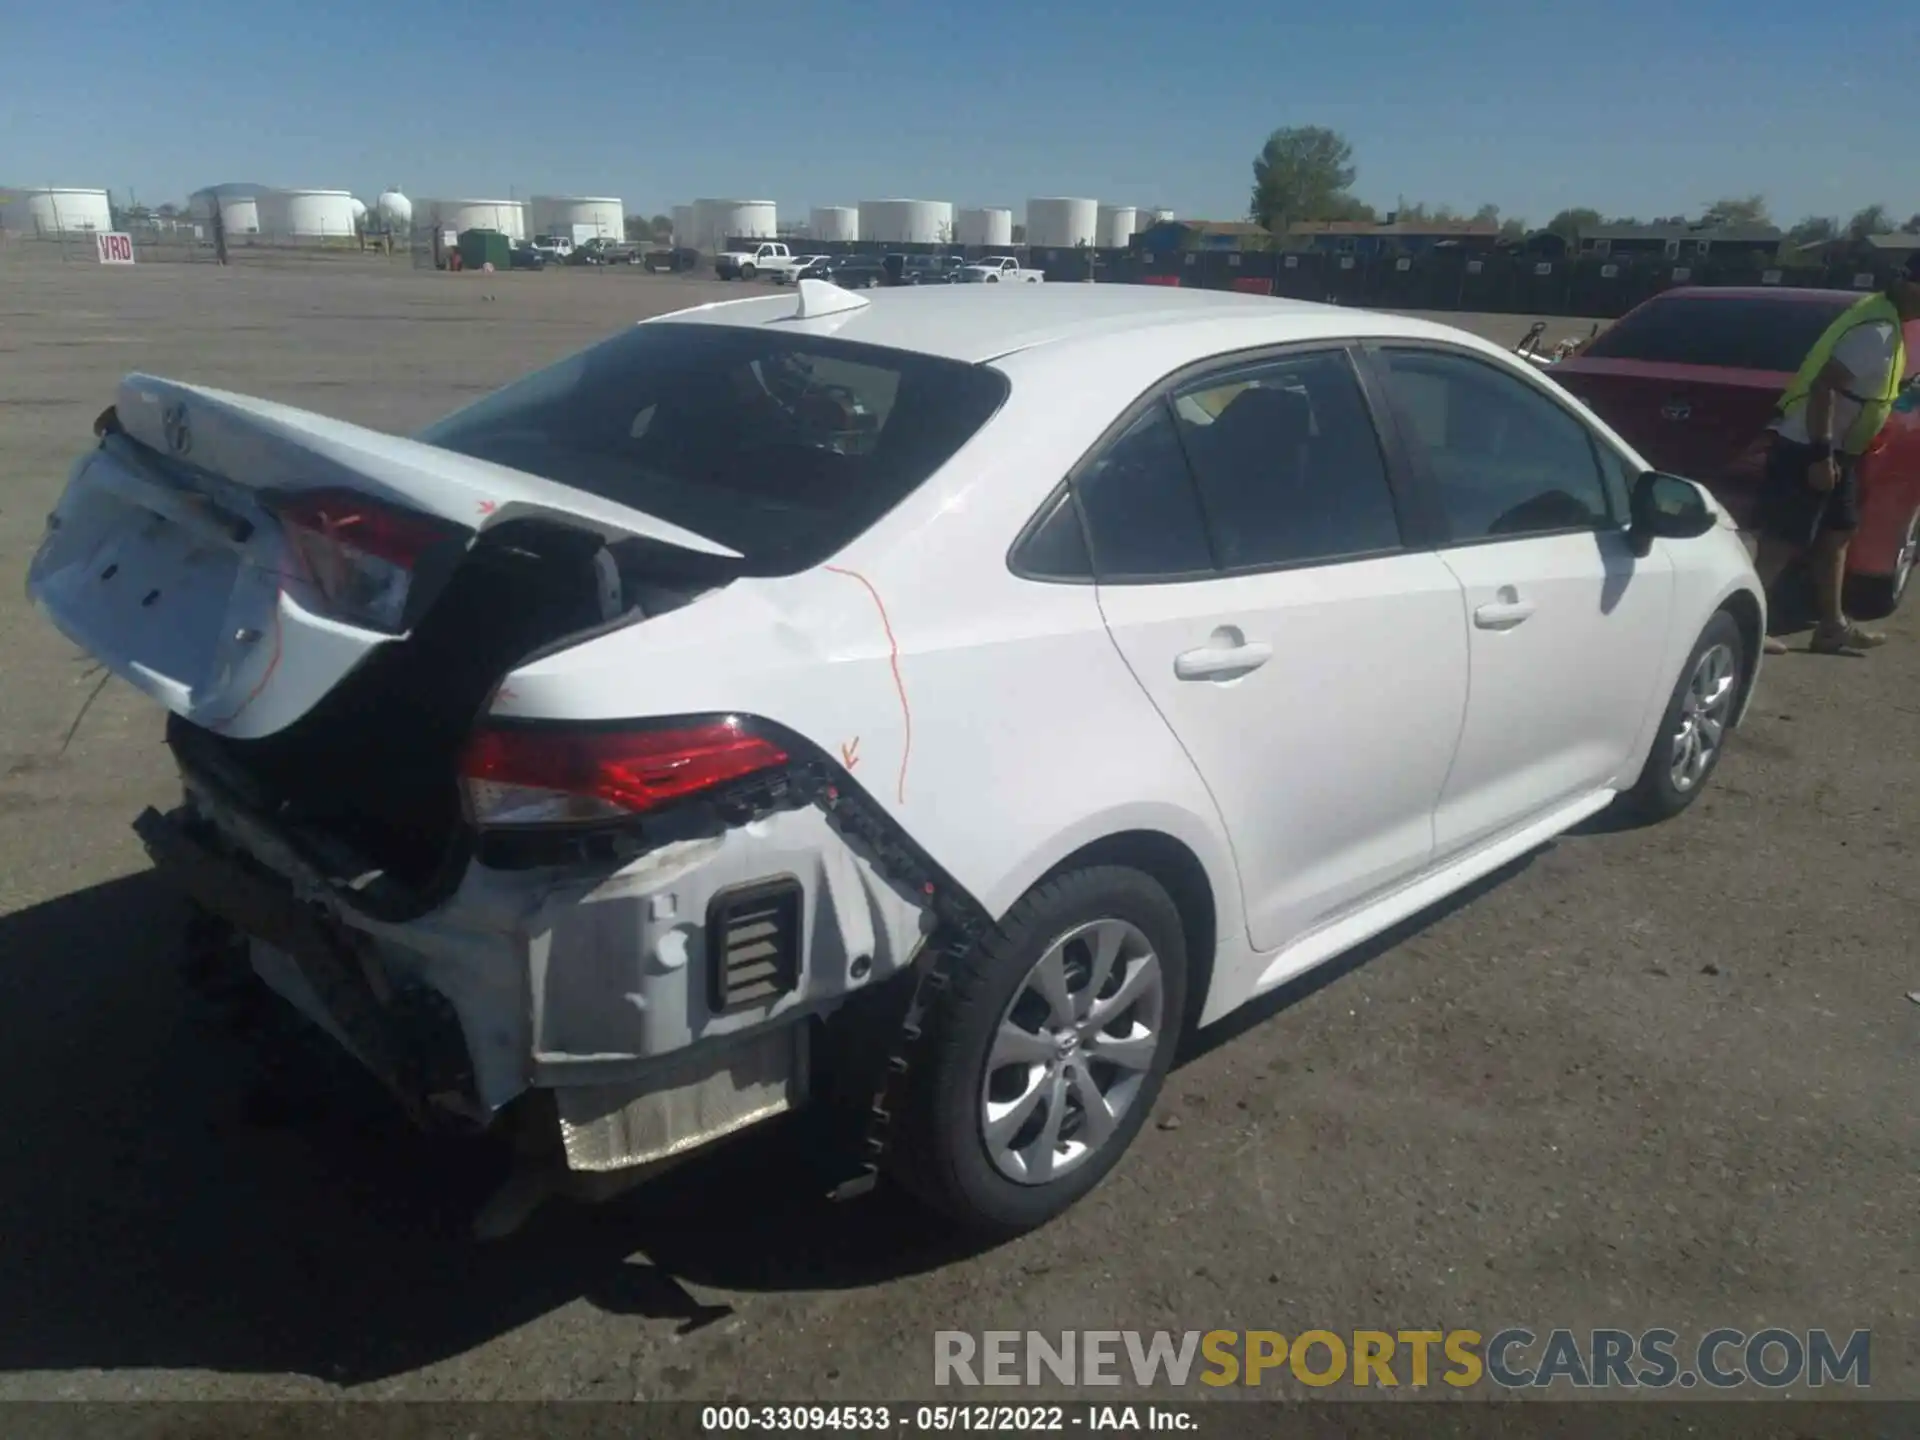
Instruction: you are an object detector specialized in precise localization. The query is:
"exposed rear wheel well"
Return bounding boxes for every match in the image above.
[1039,831,1217,1034]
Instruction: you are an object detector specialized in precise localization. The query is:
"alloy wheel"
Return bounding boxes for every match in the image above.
[980,918,1164,1185]
[1895,508,1920,604]
[1669,642,1737,792]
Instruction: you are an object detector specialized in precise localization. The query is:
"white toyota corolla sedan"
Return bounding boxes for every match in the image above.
[28,281,1765,1236]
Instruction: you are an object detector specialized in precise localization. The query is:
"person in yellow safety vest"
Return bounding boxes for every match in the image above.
[1755,251,1920,654]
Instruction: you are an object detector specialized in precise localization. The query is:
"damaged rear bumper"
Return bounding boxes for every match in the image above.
[137,756,940,1178]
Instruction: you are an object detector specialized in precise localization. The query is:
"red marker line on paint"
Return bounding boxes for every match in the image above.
[825,565,911,806]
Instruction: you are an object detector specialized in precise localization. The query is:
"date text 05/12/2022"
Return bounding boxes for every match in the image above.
[700,1406,1193,1432]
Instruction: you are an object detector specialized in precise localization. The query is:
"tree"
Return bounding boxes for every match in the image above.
[1788,215,1839,247]
[1472,202,1500,226]
[1250,125,1360,233]
[1545,207,1604,244]
[1701,194,1771,227]
[647,213,672,241]
[1498,217,1527,242]
[1012,223,1026,244]
[1847,203,1890,240]
[1902,213,1920,234]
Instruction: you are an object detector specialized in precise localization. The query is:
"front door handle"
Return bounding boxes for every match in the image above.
[1174,637,1273,681]
[1473,598,1537,631]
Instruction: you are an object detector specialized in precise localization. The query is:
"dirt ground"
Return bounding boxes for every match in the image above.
[0,254,1914,1405]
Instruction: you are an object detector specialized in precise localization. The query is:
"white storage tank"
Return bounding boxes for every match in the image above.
[859,199,954,245]
[189,184,264,235]
[811,206,859,242]
[956,207,1014,247]
[696,199,777,250]
[417,198,527,242]
[2,186,113,235]
[1026,198,1099,249]
[672,204,695,247]
[349,197,369,228]
[376,188,413,233]
[259,189,359,238]
[1096,205,1139,248]
[531,195,624,241]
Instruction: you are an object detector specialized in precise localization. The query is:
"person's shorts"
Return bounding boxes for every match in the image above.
[1763,435,1861,546]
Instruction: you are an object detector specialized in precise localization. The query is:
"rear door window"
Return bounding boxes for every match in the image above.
[1072,403,1215,580]
[416,323,1009,575]
[1169,349,1402,570]
[1582,296,1851,372]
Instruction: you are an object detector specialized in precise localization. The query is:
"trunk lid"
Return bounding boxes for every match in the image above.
[1553,357,1786,507]
[28,374,740,741]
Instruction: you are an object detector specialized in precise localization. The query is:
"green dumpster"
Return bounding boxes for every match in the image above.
[457,228,512,271]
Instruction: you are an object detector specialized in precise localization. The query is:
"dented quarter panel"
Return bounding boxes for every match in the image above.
[486,347,1250,1012]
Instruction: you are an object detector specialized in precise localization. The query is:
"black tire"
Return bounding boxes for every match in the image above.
[888,865,1188,1236]
[1619,609,1746,822]
[739,263,756,280]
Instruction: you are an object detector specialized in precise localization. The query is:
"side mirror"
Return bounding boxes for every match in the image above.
[1629,470,1716,556]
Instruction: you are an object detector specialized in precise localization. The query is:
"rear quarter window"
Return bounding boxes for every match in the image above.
[1582,296,1851,373]
[415,323,1009,575]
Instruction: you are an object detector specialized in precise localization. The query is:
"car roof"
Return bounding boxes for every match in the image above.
[1655,285,1857,306]
[644,284,1484,364]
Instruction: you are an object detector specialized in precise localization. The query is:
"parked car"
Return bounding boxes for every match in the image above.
[957,256,1044,284]
[814,256,887,290]
[531,234,574,261]
[28,287,1764,1238]
[772,255,833,285]
[574,237,640,266]
[715,241,799,281]
[508,244,549,271]
[1547,286,1920,616]
[643,246,700,273]
[885,253,966,286]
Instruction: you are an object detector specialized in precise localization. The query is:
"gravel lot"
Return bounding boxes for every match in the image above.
[0,254,1914,1404]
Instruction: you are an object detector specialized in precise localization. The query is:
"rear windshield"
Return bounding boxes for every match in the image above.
[415,322,1009,574]
[1582,294,1852,372]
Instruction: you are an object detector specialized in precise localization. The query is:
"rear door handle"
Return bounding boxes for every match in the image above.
[1473,599,1536,630]
[1174,638,1272,681]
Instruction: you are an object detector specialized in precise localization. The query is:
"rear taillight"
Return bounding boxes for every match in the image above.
[458,719,790,828]
[275,487,463,633]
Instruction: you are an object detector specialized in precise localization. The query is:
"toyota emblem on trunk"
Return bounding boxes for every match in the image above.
[161,402,192,456]
[1661,400,1692,421]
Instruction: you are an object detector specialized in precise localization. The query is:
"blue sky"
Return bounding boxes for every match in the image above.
[6,0,1916,227]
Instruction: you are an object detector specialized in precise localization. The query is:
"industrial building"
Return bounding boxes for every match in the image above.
[859,199,954,245]
[530,196,624,241]
[956,207,1014,246]
[257,189,359,238]
[189,183,266,235]
[376,189,413,232]
[416,198,527,242]
[692,199,776,251]
[810,206,859,242]
[1,186,113,236]
[1096,205,1139,249]
[1026,198,1099,249]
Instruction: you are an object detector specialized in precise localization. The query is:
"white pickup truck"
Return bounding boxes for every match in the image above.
[714,241,801,281]
[956,255,1044,284]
